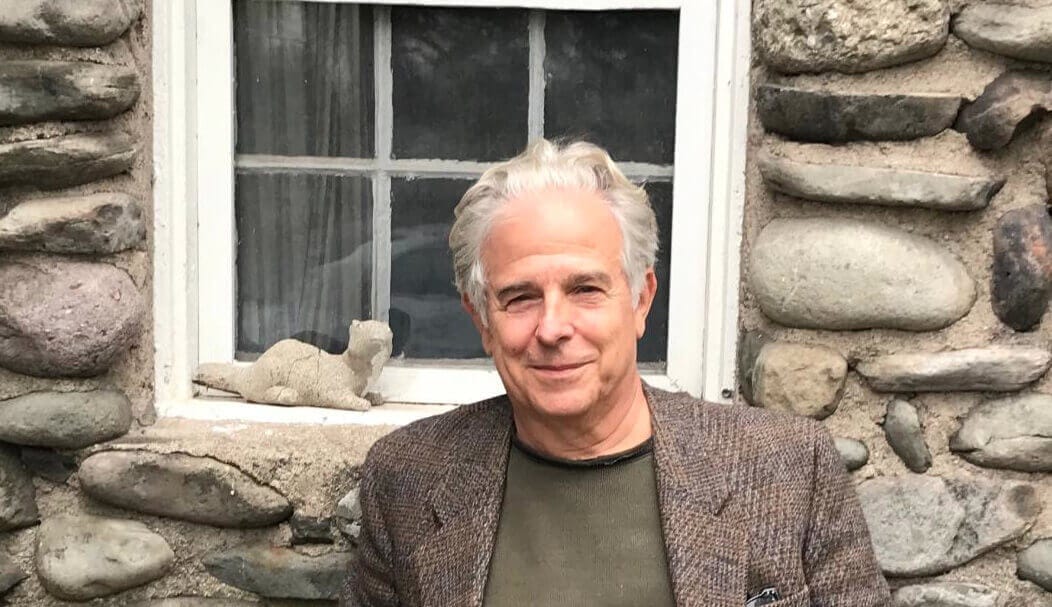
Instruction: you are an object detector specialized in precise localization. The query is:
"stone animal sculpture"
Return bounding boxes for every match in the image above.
[194,320,393,411]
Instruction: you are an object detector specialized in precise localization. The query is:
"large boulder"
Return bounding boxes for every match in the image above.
[754,0,949,74]
[203,546,352,601]
[954,4,1052,64]
[36,514,173,601]
[78,450,292,528]
[956,71,1052,151]
[992,206,1052,331]
[0,132,136,189]
[756,84,961,143]
[749,218,975,330]
[0,0,141,46]
[855,346,1052,392]
[858,476,1040,576]
[0,193,145,255]
[0,444,38,532]
[0,61,139,126]
[0,390,132,449]
[0,258,143,377]
[757,151,1002,211]
[951,394,1052,472]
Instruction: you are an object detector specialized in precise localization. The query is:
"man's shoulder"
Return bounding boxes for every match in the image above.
[362,394,510,472]
[647,386,826,458]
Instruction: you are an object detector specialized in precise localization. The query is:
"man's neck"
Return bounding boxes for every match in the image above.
[511,379,653,460]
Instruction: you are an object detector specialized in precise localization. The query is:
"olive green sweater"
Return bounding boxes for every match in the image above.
[482,437,675,606]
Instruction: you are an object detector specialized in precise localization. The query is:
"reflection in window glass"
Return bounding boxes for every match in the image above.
[391,7,529,160]
[390,178,485,358]
[235,173,373,358]
[544,11,679,164]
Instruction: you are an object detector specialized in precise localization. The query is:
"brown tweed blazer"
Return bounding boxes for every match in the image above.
[342,385,891,607]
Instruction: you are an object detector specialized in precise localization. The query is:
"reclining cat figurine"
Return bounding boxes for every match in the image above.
[193,320,394,411]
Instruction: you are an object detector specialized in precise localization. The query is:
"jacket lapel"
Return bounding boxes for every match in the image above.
[409,400,512,607]
[648,386,749,607]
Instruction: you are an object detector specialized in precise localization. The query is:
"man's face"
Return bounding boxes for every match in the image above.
[464,186,657,420]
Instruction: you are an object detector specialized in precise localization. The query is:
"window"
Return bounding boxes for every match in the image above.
[153,0,752,422]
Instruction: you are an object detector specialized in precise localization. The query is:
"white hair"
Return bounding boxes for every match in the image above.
[449,138,659,324]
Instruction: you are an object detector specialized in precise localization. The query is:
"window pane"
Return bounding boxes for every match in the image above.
[236,172,372,358]
[389,178,485,359]
[234,1,374,157]
[638,181,672,363]
[544,11,679,164]
[391,7,529,161]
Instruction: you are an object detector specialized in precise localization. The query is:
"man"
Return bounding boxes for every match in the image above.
[343,140,890,607]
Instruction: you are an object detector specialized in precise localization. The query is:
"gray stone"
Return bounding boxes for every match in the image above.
[834,437,869,472]
[756,83,962,143]
[290,513,335,545]
[336,486,362,539]
[0,61,139,126]
[0,0,141,46]
[0,444,38,531]
[858,476,1040,576]
[992,206,1052,331]
[0,132,136,189]
[0,193,145,254]
[748,218,976,330]
[757,151,1002,211]
[0,552,27,595]
[746,341,847,419]
[0,258,143,377]
[36,514,173,601]
[951,394,1052,472]
[141,600,260,607]
[736,331,768,405]
[78,450,292,528]
[203,546,352,600]
[20,446,76,483]
[754,0,949,74]
[954,4,1052,64]
[956,71,1052,151]
[0,390,132,449]
[892,582,1002,607]
[1018,539,1052,592]
[884,400,932,473]
[855,346,1052,392]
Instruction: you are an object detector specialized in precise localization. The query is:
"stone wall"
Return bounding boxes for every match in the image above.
[742,0,1052,604]
[0,2,390,605]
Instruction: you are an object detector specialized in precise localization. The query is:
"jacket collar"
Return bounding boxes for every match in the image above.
[412,385,747,607]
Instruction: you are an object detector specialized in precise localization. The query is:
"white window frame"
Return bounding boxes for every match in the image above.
[153,0,752,424]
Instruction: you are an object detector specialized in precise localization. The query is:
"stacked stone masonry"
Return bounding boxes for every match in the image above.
[0,1,376,604]
[745,0,1052,602]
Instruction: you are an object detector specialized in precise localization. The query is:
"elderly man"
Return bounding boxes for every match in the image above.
[343,140,890,607]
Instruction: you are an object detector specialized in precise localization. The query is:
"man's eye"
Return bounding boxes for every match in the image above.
[574,285,602,294]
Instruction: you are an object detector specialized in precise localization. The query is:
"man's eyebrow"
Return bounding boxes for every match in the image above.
[494,281,535,301]
[565,271,613,287]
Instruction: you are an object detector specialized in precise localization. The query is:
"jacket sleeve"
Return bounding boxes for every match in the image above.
[341,448,401,607]
[802,428,892,607]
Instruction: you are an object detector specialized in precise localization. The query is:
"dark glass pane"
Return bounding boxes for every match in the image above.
[389,178,485,359]
[236,172,372,358]
[234,1,374,157]
[638,181,671,363]
[544,11,678,164]
[391,7,529,160]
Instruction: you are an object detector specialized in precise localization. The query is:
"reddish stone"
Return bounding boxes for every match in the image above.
[992,205,1052,331]
[957,71,1052,151]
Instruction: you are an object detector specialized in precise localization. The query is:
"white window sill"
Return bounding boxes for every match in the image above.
[158,372,681,427]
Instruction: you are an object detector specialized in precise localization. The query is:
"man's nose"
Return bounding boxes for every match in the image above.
[535,295,574,345]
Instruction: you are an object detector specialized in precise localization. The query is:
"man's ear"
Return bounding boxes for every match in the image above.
[462,293,493,355]
[634,268,658,339]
